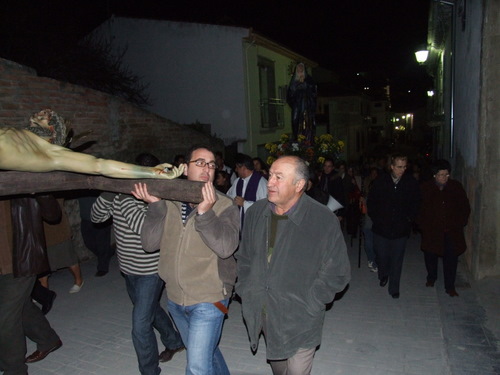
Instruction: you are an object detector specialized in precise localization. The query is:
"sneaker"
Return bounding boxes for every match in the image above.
[368,261,378,273]
[69,281,84,294]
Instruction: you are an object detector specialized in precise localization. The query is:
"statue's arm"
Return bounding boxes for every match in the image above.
[46,144,184,179]
[0,127,183,179]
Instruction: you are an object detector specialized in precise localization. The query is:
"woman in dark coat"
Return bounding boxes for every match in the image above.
[416,159,470,297]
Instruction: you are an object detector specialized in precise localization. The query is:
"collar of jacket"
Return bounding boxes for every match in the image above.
[263,194,309,226]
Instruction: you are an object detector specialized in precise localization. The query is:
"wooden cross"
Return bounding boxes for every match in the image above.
[0,171,203,203]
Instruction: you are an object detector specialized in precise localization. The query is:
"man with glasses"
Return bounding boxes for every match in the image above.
[131,145,240,375]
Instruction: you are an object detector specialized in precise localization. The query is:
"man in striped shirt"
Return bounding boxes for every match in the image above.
[91,153,184,375]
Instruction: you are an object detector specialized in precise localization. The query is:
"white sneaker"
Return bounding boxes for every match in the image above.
[69,281,84,294]
[368,262,378,273]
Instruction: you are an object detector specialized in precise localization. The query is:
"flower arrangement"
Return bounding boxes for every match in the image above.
[265,133,344,169]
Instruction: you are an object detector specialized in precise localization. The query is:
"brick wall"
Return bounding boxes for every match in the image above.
[0,58,218,162]
[0,57,219,262]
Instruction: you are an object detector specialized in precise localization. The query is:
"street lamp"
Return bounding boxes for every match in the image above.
[415,49,429,64]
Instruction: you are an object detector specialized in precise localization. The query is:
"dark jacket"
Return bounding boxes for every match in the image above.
[367,172,420,239]
[236,194,351,360]
[416,179,470,256]
[0,195,61,277]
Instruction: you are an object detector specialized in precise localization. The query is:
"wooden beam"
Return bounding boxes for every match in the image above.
[0,171,203,203]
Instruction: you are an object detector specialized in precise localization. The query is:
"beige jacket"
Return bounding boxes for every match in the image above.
[141,193,239,306]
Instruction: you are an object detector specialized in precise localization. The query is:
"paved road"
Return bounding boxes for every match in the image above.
[25,233,499,375]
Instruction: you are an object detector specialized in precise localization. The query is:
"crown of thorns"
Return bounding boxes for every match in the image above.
[26,109,68,146]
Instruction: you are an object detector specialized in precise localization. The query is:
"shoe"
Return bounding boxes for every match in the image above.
[159,346,185,363]
[25,340,62,363]
[392,293,400,299]
[426,281,435,287]
[42,291,57,315]
[368,261,378,273]
[95,271,108,277]
[446,289,459,297]
[69,281,84,294]
[379,276,388,287]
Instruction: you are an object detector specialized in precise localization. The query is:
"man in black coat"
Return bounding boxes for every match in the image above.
[367,154,420,298]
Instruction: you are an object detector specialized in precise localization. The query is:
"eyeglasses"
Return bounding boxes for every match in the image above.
[435,173,450,178]
[189,159,217,169]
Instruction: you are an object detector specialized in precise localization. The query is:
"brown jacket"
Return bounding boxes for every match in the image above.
[0,200,14,274]
[417,179,470,256]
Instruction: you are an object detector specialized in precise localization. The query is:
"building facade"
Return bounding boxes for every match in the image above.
[425,0,499,278]
[90,17,317,158]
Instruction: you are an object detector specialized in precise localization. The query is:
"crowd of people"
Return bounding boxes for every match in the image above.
[0,137,471,375]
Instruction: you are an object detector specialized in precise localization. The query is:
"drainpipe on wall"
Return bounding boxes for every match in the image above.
[437,0,456,158]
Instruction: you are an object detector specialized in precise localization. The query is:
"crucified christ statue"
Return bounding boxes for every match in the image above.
[0,109,183,179]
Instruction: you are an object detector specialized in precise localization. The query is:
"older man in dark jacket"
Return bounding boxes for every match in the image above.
[367,154,420,299]
[236,156,350,375]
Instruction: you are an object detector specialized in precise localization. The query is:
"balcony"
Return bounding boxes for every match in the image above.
[260,98,285,129]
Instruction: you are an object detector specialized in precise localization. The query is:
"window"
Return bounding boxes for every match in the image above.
[258,57,284,129]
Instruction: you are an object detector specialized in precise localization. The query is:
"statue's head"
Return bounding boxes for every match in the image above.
[27,109,67,146]
[295,62,306,79]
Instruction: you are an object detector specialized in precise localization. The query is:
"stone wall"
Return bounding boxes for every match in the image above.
[0,57,218,261]
[453,2,500,279]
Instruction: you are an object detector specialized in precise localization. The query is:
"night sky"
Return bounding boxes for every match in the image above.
[0,0,430,108]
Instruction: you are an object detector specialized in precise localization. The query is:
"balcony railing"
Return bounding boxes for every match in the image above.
[260,98,285,129]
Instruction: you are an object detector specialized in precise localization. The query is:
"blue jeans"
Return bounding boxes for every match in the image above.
[124,274,183,375]
[373,234,407,295]
[363,216,377,264]
[167,299,230,375]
